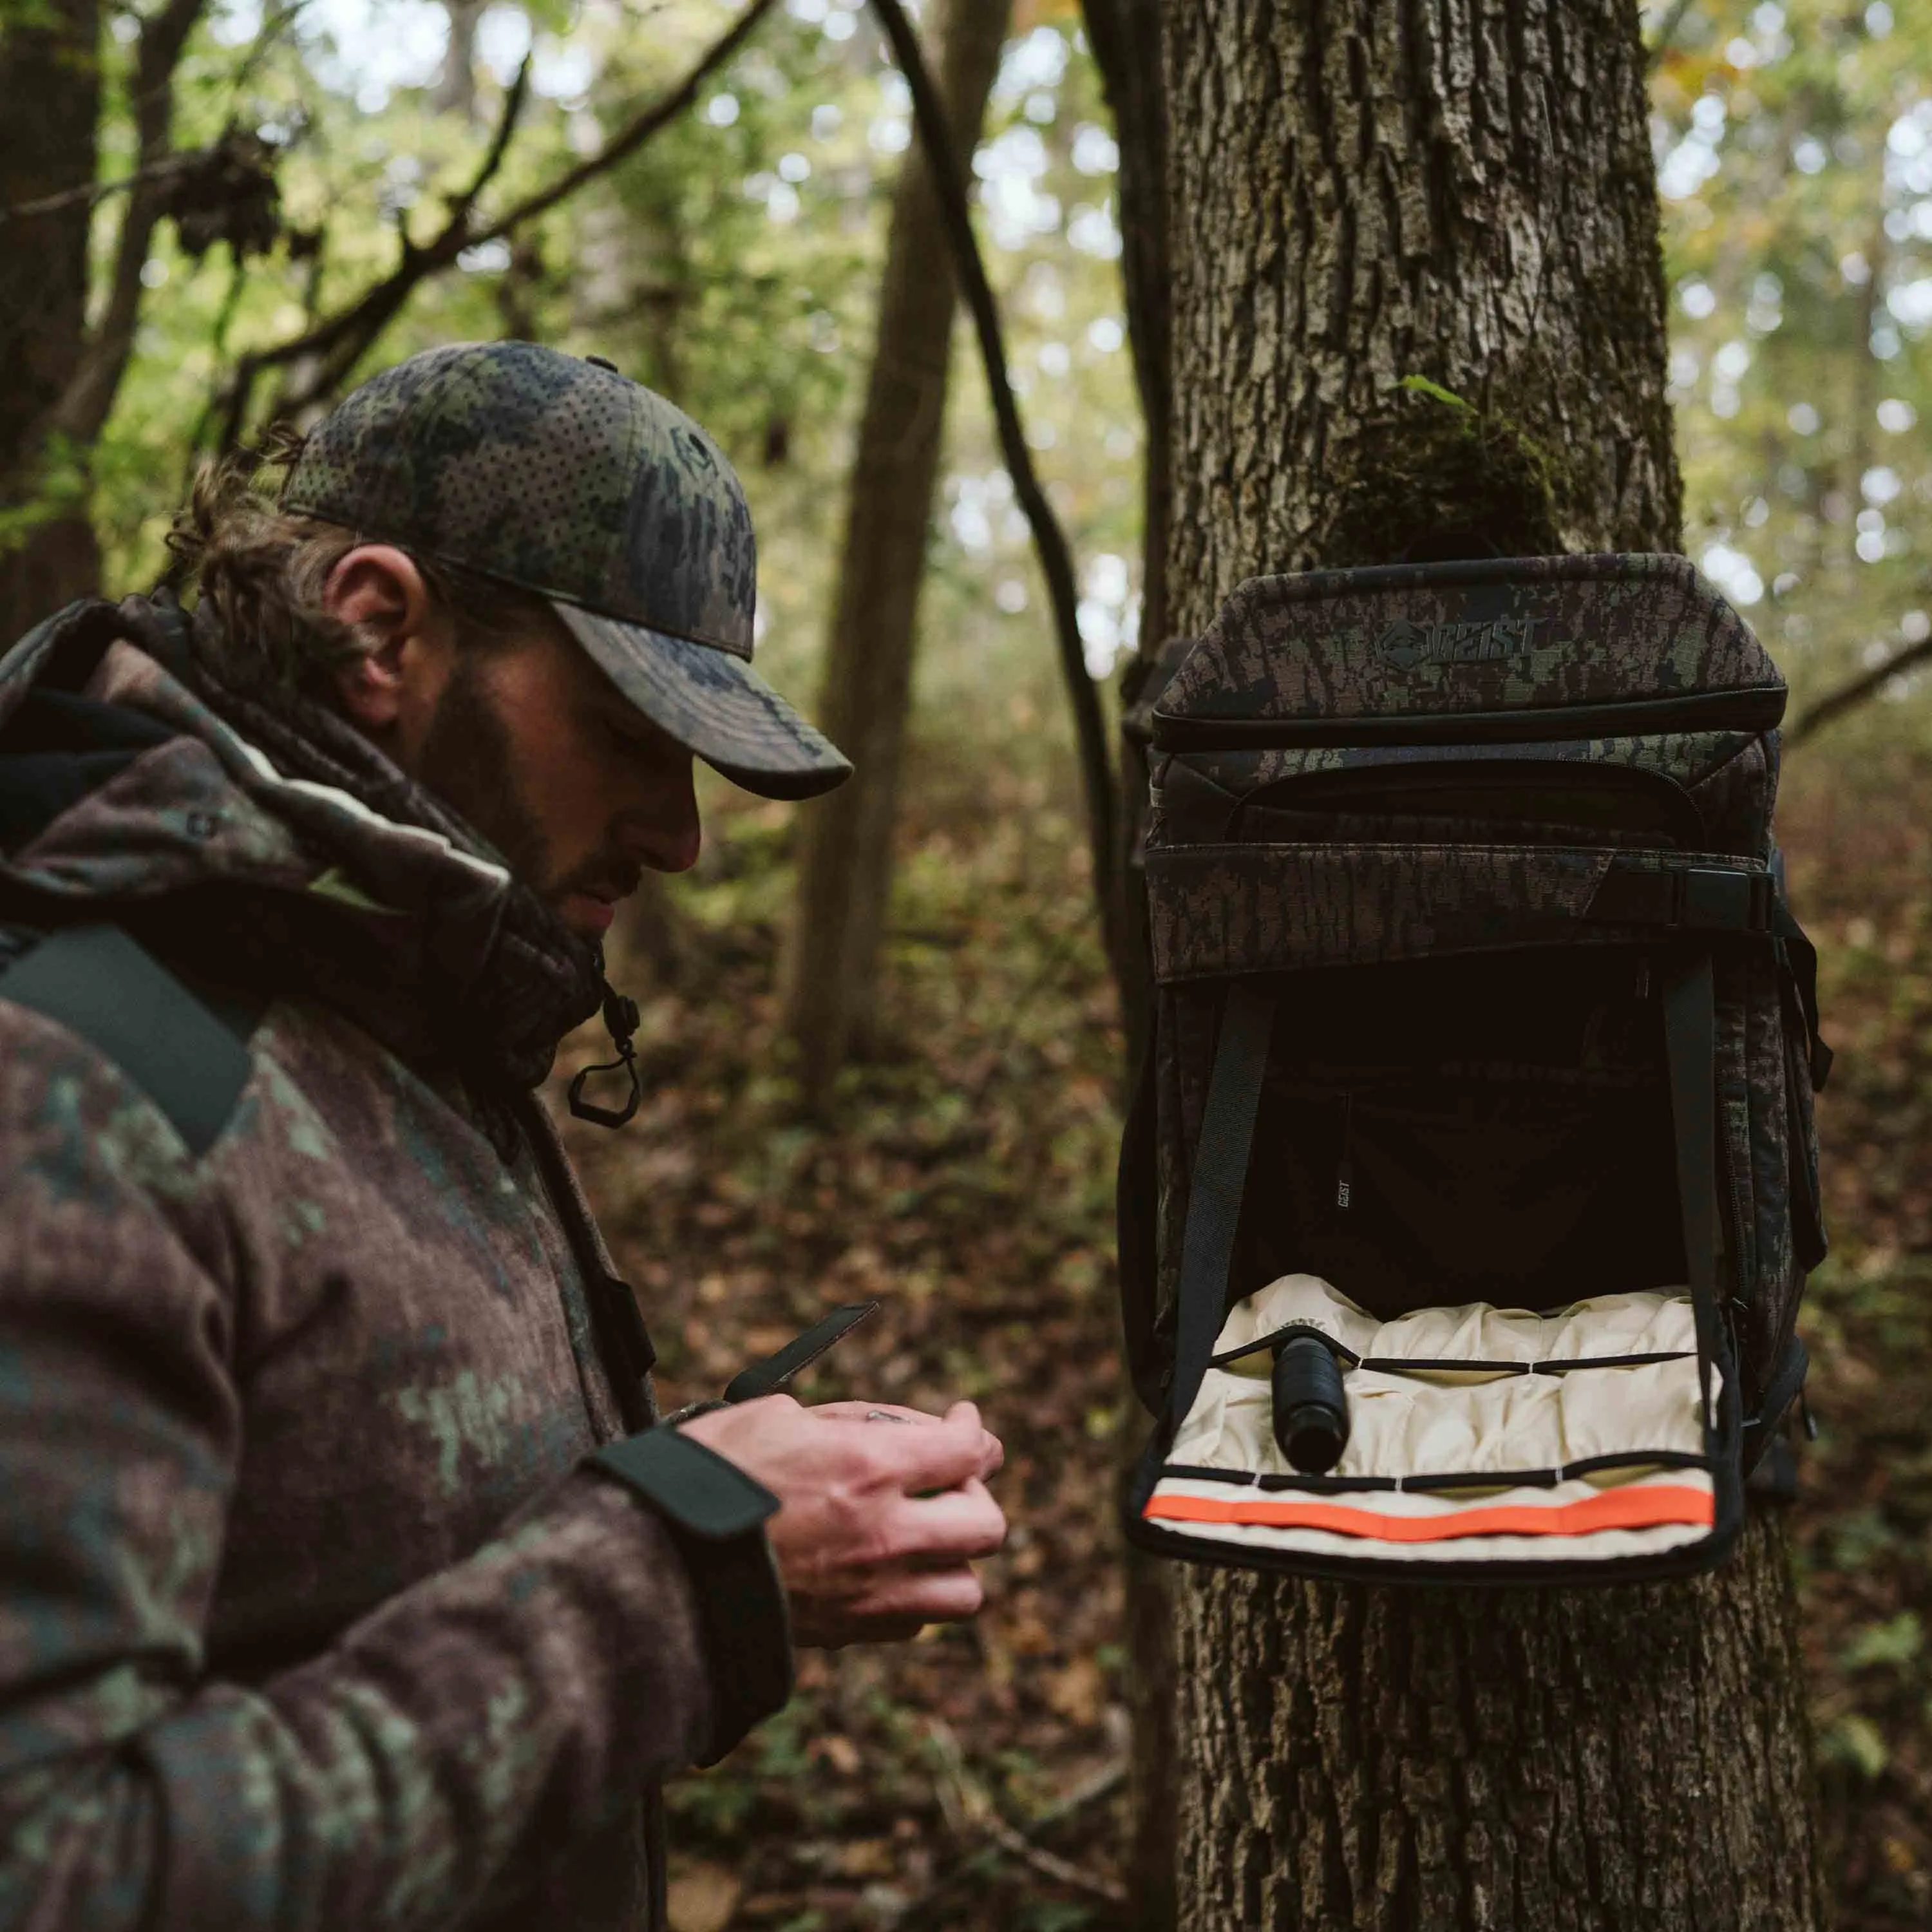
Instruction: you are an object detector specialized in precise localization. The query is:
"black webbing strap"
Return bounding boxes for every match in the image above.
[723,1301,878,1403]
[0,924,255,1158]
[1116,1005,1164,1416]
[1662,954,1721,1437]
[1772,892,1833,1091]
[1166,982,1277,1440]
[1585,860,1774,934]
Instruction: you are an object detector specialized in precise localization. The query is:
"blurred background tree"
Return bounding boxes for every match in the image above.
[779,0,1013,1106]
[0,0,1927,1924]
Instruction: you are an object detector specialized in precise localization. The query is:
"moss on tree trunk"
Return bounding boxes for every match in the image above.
[1159,3,1824,1924]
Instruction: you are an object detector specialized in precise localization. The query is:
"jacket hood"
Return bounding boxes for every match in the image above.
[0,596,605,1089]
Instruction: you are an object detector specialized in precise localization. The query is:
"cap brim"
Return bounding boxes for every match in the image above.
[554,604,852,802]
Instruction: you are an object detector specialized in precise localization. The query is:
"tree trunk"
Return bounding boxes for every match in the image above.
[1175,1516,1823,1929]
[0,0,103,636]
[1085,5,1179,1926]
[1159,3,1824,1927]
[777,0,1011,1102]
[1083,0,1170,659]
[435,0,486,122]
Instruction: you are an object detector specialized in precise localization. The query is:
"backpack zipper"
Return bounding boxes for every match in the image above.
[1149,684,1786,752]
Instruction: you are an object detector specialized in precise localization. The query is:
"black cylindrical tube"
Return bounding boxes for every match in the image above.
[1271,1334,1350,1474]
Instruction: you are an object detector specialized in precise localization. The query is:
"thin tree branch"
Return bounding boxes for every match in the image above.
[181,250,255,492]
[1646,0,1698,69]
[1786,636,1932,747]
[227,0,310,96]
[245,51,536,430]
[215,0,782,445]
[868,0,1125,996]
[0,151,202,227]
[0,0,308,228]
[464,0,779,245]
[919,1723,1128,1909]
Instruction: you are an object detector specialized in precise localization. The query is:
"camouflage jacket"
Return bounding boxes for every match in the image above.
[0,597,791,1932]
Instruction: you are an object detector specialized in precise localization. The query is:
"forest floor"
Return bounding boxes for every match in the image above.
[552,740,1932,1932]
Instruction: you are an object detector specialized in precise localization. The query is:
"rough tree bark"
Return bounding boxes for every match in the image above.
[1160,4,1826,1927]
[778,0,1011,1101]
[0,0,104,635]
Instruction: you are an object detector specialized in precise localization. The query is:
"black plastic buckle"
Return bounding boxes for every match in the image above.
[1676,867,1772,933]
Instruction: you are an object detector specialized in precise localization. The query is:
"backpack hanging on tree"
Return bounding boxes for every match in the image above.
[1116,554,1830,1585]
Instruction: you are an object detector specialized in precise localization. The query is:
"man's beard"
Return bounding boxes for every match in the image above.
[413,655,643,916]
[415,652,554,889]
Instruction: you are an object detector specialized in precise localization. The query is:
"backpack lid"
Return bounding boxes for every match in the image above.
[1154,553,1785,732]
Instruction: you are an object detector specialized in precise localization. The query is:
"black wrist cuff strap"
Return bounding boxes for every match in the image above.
[592,1426,779,1539]
[588,1428,793,1765]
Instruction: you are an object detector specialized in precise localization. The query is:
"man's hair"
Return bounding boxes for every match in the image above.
[166,440,558,698]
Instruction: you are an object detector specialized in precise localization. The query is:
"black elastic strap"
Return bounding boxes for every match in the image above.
[723,1302,878,1404]
[1747,1332,1810,1453]
[567,983,643,1128]
[591,1425,779,1539]
[1116,1002,1163,1415]
[1772,892,1832,1090]
[1662,954,1721,1437]
[1166,982,1277,1439]
[0,924,254,1157]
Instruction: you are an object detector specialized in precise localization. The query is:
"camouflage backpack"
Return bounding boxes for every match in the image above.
[1116,554,1830,1584]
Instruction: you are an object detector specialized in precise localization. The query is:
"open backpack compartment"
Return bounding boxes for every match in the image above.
[1117,554,1830,1585]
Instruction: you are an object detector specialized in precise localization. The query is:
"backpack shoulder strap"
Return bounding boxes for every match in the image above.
[1117,1007,1164,1416]
[0,924,261,1158]
[1165,981,1278,1440]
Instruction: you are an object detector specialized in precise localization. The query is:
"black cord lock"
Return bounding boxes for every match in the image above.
[568,983,643,1128]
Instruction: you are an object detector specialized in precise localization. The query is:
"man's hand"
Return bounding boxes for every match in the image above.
[677,1396,1005,1648]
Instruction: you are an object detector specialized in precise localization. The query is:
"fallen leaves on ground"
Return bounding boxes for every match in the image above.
[555,791,1132,1932]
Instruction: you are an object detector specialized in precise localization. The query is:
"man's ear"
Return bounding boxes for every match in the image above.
[323,545,442,735]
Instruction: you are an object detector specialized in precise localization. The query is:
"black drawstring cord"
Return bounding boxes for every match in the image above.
[568,982,643,1127]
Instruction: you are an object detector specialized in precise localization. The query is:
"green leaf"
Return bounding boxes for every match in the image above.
[1398,374,1474,411]
[1821,1713,1891,1780]
[1840,1612,1924,1672]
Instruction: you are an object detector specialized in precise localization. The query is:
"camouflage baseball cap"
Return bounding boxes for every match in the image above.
[281,341,851,800]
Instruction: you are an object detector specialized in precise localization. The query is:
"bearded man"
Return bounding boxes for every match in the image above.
[0,342,1005,1931]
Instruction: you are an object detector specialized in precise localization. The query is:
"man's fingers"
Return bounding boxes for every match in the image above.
[882,1479,1007,1564]
[843,1563,987,1627]
[946,1401,1005,1477]
[811,1399,1003,1482]
[859,1411,1001,1497]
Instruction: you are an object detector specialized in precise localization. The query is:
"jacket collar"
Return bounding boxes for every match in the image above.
[0,596,605,1091]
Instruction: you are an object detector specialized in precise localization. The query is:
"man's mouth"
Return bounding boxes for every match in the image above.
[556,868,641,934]
[567,898,617,934]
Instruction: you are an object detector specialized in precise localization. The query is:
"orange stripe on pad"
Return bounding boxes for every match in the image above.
[1145,1484,1714,1543]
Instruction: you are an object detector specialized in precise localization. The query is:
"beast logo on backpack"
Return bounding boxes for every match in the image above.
[1117,553,1828,1586]
[1373,613,1545,667]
